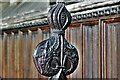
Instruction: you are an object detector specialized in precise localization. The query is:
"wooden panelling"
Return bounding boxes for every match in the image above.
[0,34,2,77]
[117,24,120,79]
[0,22,120,79]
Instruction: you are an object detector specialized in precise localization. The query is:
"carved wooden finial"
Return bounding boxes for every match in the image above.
[33,0,79,80]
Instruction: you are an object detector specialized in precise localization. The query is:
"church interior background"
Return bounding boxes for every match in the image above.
[0,0,120,79]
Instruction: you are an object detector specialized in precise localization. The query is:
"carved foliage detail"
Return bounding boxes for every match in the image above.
[33,36,79,77]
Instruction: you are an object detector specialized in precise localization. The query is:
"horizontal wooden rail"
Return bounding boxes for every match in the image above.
[1,16,120,34]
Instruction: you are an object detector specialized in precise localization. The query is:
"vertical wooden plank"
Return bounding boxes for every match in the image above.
[37,28,43,44]
[11,32,15,78]
[88,26,92,78]
[84,26,89,78]
[18,31,23,78]
[31,31,35,78]
[0,34,2,77]
[70,27,77,79]
[6,34,10,78]
[68,27,73,80]
[76,24,83,78]
[9,33,13,78]
[6,33,13,78]
[101,21,104,78]
[2,32,7,78]
[13,32,19,78]
[116,23,120,79]
[31,31,39,79]
[8,34,10,78]
[117,23,120,79]
[22,32,25,78]
[107,24,112,78]
[23,32,28,78]
[14,33,17,78]
[82,25,85,79]
[110,24,113,78]
[103,23,107,78]
[92,25,98,78]
[16,32,20,78]
[27,30,32,78]
[22,30,32,78]
[29,30,36,78]
[111,23,117,78]
[74,27,78,79]
[98,19,102,78]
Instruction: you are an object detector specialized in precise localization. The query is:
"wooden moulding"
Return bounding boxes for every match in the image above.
[1,17,120,34]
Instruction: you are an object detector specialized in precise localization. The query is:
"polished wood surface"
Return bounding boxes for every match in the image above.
[0,20,120,79]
